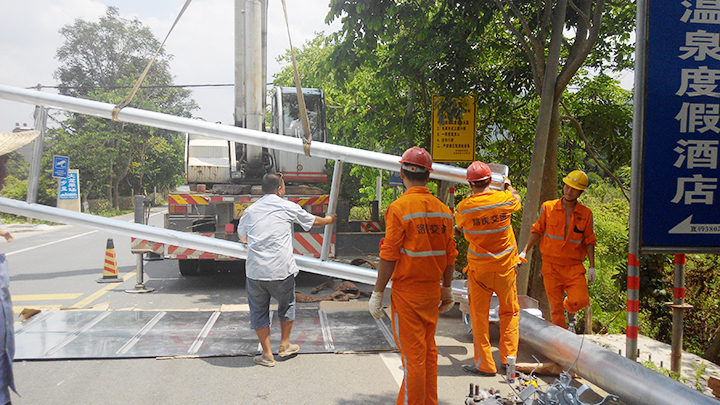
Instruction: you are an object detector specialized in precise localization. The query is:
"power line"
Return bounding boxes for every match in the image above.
[30,83,235,90]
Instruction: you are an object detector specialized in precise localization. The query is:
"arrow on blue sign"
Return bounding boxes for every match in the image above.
[668,216,720,234]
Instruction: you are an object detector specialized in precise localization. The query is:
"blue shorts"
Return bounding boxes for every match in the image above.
[246,274,296,330]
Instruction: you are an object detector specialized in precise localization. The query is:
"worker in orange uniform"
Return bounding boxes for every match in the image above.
[520,170,596,332]
[368,146,458,405]
[455,161,522,376]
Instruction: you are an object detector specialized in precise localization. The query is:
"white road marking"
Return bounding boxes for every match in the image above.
[380,352,404,387]
[6,230,97,256]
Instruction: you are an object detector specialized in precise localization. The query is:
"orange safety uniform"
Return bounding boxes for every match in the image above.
[531,199,596,328]
[380,186,458,405]
[455,189,522,374]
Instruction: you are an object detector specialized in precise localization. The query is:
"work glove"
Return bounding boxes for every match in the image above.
[518,251,527,264]
[587,267,597,284]
[438,286,455,313]
[369,291,385,319]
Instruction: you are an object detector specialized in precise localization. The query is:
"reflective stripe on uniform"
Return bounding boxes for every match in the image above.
[463,224,510,235]
[402,211,453,221]
[543,232,583,245]
[468,246,515,258]
[459,200,516,215]
[400,248,447,257]
[544,232,564,241]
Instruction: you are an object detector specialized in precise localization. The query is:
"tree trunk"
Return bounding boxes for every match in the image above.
[516,0,568,295]
[529,98,563,310]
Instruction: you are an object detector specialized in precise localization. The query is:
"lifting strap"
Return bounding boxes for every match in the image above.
[280,0,312,157]
[112,0,193,122]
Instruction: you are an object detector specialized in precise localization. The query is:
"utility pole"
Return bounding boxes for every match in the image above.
[27,84,47,217]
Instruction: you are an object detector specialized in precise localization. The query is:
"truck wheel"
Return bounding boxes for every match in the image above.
[179,259,199,276]
[198,259,215,273]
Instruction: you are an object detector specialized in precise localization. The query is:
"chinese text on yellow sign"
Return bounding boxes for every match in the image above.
[431,95,476,162]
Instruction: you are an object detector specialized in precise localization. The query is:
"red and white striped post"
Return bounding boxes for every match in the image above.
[626,253,640,359]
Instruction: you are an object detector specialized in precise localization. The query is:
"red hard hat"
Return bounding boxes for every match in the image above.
[466,161,492,182]
[399,146,433,172]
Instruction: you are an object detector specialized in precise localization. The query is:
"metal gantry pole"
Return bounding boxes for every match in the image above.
[519,312,720,405]
[0,85,468,184]
[627,0,650,361]
[0,196,380,286]
[320,160,342,261]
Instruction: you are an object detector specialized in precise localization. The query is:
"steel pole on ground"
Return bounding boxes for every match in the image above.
[320,160,342,261]
[627,0,650,361]
[519,312,720,405]
[669,254,691,373]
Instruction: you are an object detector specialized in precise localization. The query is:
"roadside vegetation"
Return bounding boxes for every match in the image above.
[4,1,720,366]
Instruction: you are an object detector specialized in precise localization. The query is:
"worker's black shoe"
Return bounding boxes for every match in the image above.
[462,365,495,377]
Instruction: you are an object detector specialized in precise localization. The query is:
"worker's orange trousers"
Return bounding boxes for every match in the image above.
[541,261,589,328]
[390,288,440,405]
[467,266,519,374]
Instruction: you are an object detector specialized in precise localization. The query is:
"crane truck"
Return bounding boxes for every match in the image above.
[131,1,384,275]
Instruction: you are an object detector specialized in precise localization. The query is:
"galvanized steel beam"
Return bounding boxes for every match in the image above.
[519,312,720,405]
[0,85,467,183]
[0,197,379,286]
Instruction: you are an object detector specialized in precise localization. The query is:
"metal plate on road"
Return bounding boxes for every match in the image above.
[14,308,396,360]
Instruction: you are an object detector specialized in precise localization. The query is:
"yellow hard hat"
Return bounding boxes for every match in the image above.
[563,170,589,191]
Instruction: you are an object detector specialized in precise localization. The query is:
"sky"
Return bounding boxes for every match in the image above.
[0,0,342,133]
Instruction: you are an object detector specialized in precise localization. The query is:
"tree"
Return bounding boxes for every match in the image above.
[493,0,635,293]
[327,0,635,293]
[49,7,196,208]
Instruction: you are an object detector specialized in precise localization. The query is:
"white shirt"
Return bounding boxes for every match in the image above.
[237,194,316,281]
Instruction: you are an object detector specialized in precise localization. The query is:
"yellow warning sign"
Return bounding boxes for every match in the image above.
[431,95,476,162]
[234,202,252,219]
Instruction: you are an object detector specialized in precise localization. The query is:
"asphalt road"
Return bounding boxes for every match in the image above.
[1,207,609,405]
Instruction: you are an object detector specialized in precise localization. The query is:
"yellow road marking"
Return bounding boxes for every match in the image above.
[13,293,83,301]
[13,305,62,313]
[68,271,136,309]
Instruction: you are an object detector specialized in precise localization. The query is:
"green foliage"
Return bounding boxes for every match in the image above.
[0,152,57,206]
[561,74,634,176]
[85,199,131,217]
[682,255,720,356]
[641,361,683,382]
[693,362,707,391]
[49,7,196,206]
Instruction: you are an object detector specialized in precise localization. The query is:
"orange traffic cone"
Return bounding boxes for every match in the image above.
[97,238,121,283]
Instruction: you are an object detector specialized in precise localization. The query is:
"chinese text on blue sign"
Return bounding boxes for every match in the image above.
[643,0,720,250]
[59,172,79,200]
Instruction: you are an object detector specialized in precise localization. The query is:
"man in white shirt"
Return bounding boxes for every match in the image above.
[237,173,335,367]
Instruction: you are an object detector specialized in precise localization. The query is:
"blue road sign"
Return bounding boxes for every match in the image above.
[642,2,720,250]
[59,171,79,200]
[389,172,403,187]
[53,155,69,178]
